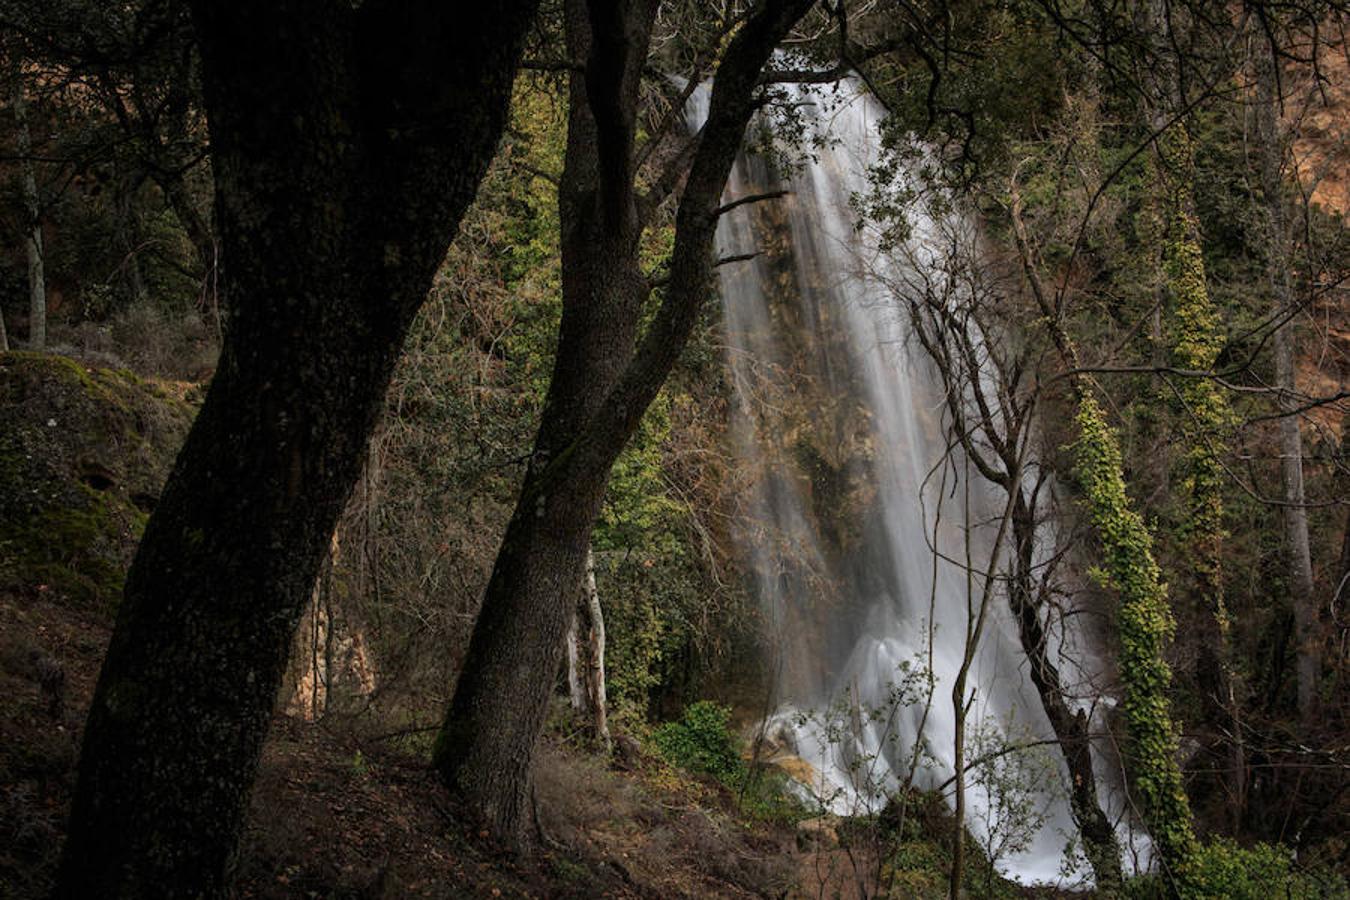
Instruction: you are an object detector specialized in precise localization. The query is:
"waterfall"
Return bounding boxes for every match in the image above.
[690,83,1142,885]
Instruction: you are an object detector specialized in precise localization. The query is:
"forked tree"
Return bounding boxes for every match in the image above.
[436,0,817,844]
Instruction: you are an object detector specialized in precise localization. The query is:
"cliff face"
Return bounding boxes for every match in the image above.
[1291,36,1350,417]
[1294,40,1350,218]
[0,352,195,606]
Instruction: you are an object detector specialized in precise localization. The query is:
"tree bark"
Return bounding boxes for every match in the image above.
[435,0,815,846]
[13,71,46,350]
[581,545,610,751]
[566,603,588,711]
[1255,50,1318,725]
[565,545,609,752]
[54,3,537,896]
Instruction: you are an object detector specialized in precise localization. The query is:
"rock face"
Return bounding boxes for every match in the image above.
[0,352,195,605]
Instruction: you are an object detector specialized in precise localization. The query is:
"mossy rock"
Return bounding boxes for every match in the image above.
[0,352,195,606]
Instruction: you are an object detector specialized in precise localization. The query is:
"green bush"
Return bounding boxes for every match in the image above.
[650,700,744,783]
[1125,838,1347,900]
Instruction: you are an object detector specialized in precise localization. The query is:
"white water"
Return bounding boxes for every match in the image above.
[691,83,1143,885]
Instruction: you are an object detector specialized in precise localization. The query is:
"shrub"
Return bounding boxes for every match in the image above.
[1125,838,1348,899]
[650,700,744,784]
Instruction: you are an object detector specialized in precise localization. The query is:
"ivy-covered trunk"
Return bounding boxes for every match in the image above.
[1011,195,1198,888]
[1073,395,1198,882]
[1155,122,1246,825]
[55,3,537,896]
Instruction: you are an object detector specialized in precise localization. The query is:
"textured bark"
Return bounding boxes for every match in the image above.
[13,72,45,350]
[54,3,537,896]
[1256,53,1318,724]
[436,0,815,845]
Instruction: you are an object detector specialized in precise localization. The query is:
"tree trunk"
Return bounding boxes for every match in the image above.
[1012,195,1198,880]
[565,546,609,750]
[566,602,588,711]
[581,545,611,750]
[54,3,537,896]
[435,0,814,846]
[950,673,967,900]
[1010,499,1122,891]
[1256,50,1318,725]
[1338,406,1350,615]
[13,72,46,351]
[114,169,151,307]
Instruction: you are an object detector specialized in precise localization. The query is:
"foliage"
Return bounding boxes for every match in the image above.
[1125,839,1349,900]
[650,700,744,784]
[871,0,1077,185]
[648,699,810,827]
[0,1,211,343]
[1073,393,1198,876]
[967,719,1057,868]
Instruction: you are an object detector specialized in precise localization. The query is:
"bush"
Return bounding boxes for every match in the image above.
[1125,838,1348,899]
[650,700,744,784]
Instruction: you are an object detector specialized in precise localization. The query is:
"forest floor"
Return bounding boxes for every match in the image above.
[0,579,1076,899]
[1,583,800,899]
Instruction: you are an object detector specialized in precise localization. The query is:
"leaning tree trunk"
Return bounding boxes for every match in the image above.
[1009,497,1123,891]
[1255,50,1319,725]
[54,3,537,897]
[434,0,655,836]
[435,0,815,845]
[1011,196,1198,884]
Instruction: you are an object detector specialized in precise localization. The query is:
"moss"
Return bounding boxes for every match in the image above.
[0,351,193,608]
[0,491,129,605]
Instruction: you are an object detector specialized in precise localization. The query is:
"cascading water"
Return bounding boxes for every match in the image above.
[690,83,1142,885]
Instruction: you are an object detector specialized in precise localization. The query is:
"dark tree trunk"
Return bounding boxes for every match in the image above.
[13,69,46,350]
[1009,497,1122,891]
[54,3,537,896]
[435,0,815,845]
